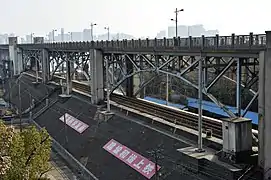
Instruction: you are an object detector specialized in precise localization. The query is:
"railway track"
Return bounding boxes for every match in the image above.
[24,71,223,139]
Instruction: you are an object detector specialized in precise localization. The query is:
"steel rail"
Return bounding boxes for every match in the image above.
[24,71,223,139]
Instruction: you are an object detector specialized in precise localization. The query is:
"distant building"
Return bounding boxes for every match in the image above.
[83,29,91,41]
[156,30,166,39]
[166,24,219,38]
[71,32,82,41]
[189,24,205,37]
[168,26,175,38]
[0,35,7,44]
[205,30,219,37]
[61,28,65,41]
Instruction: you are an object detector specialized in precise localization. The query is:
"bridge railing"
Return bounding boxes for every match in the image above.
[48,33,266,49]
[1,33,267,50]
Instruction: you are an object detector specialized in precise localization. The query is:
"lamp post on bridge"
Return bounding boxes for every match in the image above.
[104,26,110,41]
[166,8,183,106]
[171,8,184,38]
[90,23,97,41]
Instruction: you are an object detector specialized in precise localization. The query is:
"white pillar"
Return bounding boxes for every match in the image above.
[17,48,23,73]
[8,37,18,76]
[42,49,50,83]
[89,49,104,104]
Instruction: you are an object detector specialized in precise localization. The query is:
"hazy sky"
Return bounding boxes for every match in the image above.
[1,0,271,38]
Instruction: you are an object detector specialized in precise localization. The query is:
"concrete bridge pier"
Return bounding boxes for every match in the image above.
[90,49,104,104]
[258,31,271,179]
[42,49,50,83]
[8,37,23,76]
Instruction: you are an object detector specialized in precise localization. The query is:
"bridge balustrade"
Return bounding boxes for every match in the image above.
[0,33,268,50]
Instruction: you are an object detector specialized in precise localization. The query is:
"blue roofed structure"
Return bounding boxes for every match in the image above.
[187,97,258,124]
[144,96,258,124]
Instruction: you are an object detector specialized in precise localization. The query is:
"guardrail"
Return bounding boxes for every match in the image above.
[0,33,267,50]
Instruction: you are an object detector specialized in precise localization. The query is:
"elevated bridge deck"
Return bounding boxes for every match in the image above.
[0,33,267,55]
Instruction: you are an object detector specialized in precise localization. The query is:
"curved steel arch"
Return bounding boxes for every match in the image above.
[109,69,156,96]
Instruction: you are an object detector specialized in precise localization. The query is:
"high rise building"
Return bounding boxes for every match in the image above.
[71,32,82,41]
[61,28,64,41]
[156,30,166,39]
[83,29,91,41]
[168,26,175,38]
[166,24,218,38]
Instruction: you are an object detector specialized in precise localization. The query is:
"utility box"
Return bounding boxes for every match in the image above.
[222,117,252,162]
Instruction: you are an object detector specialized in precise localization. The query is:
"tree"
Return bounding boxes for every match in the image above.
[0,121,52,180]
[0,122,13,177]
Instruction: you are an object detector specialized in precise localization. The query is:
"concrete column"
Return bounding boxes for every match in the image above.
[258,31,271,179]
[42,49,50,83]
[17,48,23,73]
[8,37,18,76]
[33,37,44,83]
[89,49,104,104]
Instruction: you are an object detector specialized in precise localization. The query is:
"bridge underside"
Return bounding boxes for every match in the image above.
[1,32,271,179]
[3,73,263,180]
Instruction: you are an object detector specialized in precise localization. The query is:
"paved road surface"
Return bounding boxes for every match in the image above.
[44,150,79,180]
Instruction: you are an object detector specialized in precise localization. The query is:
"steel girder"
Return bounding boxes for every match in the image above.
[22,49,42,71]
[105,52,259,119]
[21,48,259,119]
[48,51,91,81]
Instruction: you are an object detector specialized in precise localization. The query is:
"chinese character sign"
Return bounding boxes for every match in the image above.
[103,139,161,179]
[59,113,89,134]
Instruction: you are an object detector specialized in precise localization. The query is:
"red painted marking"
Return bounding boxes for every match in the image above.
[103,139,161,179]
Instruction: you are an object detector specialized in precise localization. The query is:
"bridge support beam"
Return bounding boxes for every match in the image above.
[17,48,23,75]
[90,49,104,104]
[42,49,50,83]
[8,37,23,76]
[258,31,271,179]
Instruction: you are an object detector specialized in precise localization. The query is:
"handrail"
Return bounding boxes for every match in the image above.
[0,33,267,50]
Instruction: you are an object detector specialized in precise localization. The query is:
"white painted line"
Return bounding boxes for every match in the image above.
[59,113,89,134]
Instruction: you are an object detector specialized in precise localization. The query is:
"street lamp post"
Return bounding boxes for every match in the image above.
[90,23,97,41]
[166,8,184,106]
[52,29,57,42]
[171,8,184,38]
[104,26,110,41]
